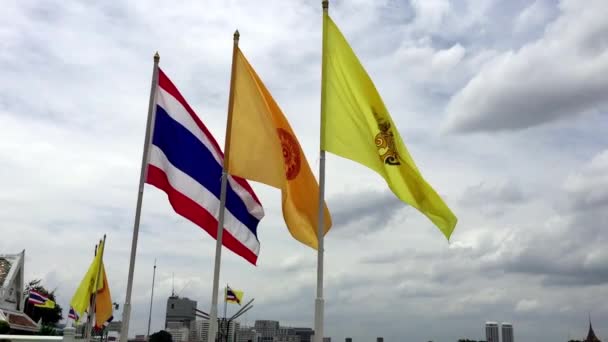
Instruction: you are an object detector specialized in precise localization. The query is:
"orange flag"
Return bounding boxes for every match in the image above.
[226,48,332,249]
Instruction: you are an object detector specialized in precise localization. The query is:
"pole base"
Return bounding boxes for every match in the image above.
[314,298,324,342]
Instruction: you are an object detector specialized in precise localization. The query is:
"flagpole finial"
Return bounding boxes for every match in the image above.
[322,0,328,10]
[234,30,240,42]
[154,52,160,62]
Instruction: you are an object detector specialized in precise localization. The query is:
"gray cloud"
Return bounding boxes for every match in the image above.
[327,190,405,232]
[443,0,608,133]
[2,1,608,342]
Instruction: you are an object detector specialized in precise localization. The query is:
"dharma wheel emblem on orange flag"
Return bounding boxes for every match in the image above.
[277,128,301,180]
[373,109,401,166]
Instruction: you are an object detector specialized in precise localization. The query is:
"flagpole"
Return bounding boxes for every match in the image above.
[207,30,240,342]
[223,285,228,342]
[314,2,329,342]
[120,52,160,342]
[84,242,98,340]
[87,235,107,341]
[146,258,157,339]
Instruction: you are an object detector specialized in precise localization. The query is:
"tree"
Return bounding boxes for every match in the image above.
[0,320,10,334]
[149,330,173,342]
[24,279,63,326]
[37,325,57,336]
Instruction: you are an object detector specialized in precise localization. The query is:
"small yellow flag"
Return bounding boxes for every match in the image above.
[70,239,106,316]
[321,14,457,239]
[225,286,244,305]
[227,48,332,249]
[34,299,56,309]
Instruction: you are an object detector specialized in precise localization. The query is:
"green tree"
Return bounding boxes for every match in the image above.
[37,325,57,336]
[24,279,63,326]
[0,320,10,334]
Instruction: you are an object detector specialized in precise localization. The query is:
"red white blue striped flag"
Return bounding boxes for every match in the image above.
[27,290,49,305]
[146,69,264,264]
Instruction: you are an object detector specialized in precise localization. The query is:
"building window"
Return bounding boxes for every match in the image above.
[171,304,175,309]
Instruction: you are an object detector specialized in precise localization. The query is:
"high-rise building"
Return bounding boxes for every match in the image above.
[189,319,240,342]
[486,322,500,342]
[237,326,261,342]
[190,319,210,342]
[345,338,352,342]
[254,321,280,342]
[501,322,513,342]
[273,336,300,342]
[167,325,190,342]
[376,338,383,342]
[292,328,314,342]
[166,296,197,329]
[322,338,331,342]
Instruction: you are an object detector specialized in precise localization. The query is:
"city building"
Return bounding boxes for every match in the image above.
[190,319,241,342]
[167,324,190,342]
[501,322,513,342]
[273,335,300,342]
[292,328,314,342]
[166,295,197,329]
[237,326,261,342]
[274,327,299,342]
[345,338,352,342]
[190,319,210,342]
[486,322,500,342]
[255,320,280,342]
[376,338,383,342]
[0,250,39,333]
[323,338,331,342]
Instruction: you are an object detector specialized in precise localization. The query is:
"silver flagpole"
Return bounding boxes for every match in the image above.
[314,2,329,342]
[146,259,157,339]
[120,52,160,342]
[207,30,240,342]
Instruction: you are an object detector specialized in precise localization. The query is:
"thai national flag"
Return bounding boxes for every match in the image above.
[146,69,264,264]
[68,307,79,321]
[27,290,49,305]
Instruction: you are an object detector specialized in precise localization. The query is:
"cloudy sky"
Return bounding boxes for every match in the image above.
[1,0,607,341]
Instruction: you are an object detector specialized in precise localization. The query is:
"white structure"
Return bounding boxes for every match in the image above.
[485,322,500,342]
[191,319,211,342]
[501,322,513,342]
[167,325,190,342]
[190,319,240,342]
[0,327,76,342]
[0,250,39,333]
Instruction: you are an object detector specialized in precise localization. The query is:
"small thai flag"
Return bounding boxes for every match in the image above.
[146,69,264,264]
[27,290,49,305]
[68,307,79,321]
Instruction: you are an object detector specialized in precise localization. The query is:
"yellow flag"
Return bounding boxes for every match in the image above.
[227,48,332,249]
[321,14,457,239]
[34,299,56,309]
[225,286,244,305]
[70,240,105,316]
